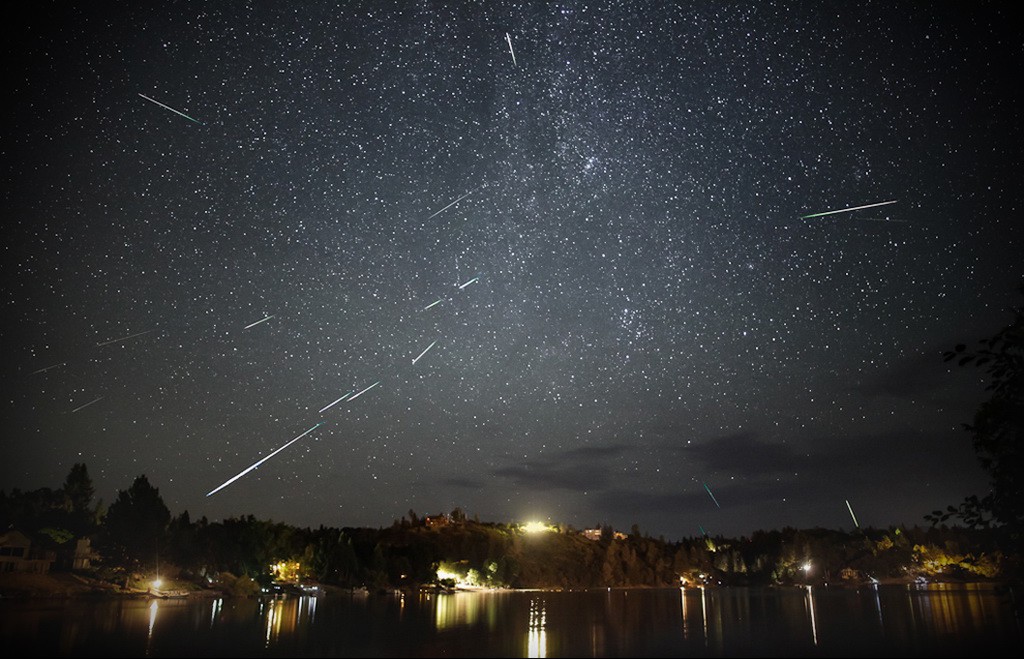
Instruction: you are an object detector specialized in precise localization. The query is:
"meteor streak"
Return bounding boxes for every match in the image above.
[206,423,322,497]
[846,499,860,528]
[318,391,353,414]
[97,329,157,347]
[427,184,485,219]
[703,482,721,509]
[244,315,275,329]
[346,381,380,402]
[423,298,443,311]
[458,276,479,290]
[800,199,897,220]
[412,340,438,365]
[138,93,203,125]
[30,363,64,375]
[70,396,104,413]
[506,32,517,67]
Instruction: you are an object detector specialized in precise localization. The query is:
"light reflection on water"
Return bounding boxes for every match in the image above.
[527,597,547,658]
[803,585,819,646]
[1,583,1019,657]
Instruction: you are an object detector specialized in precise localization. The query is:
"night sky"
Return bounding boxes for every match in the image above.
[4,2,1022,540]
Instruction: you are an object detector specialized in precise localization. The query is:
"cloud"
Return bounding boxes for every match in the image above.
[852,340,983,407]
[440,476,486,489]
[491,443,629,491]
[594,426,987,532]
[680,431,807,476]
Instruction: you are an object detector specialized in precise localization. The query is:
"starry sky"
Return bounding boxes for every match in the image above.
[4,1,1022,540]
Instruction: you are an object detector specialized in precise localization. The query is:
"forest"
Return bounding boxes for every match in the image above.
[1,464,1014,596]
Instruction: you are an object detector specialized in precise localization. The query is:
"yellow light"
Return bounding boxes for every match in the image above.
[436,568,461,582]
[522,521,550,534]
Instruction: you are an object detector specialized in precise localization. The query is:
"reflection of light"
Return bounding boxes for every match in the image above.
[680,587,688,640]
[147,600,158,640]
[805,585,818,646]
[528,598,547,658]
[700,586,708,647]
[435,593,481,631]
[210,598,222,627]
[265,599,286,647]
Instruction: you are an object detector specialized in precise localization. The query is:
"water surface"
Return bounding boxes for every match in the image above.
[1,583,1019,657]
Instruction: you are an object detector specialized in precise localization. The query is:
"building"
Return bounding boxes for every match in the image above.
[424,514,450,528]
[0,530,55,574]
[581,528,627,541]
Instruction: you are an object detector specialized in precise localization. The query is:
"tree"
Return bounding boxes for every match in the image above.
[101,475,171,569]
[930,284,1023,546]
[61,463,96,535]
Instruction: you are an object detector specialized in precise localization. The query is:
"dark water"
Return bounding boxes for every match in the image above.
[1,584,1019,657]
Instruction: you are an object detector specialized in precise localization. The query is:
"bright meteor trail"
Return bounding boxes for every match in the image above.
[703,482,721,508]
[800,199,897,219]
[506,32,517,67]
[206,423,322,497]
[846,499,860,528]
[412,340,438,365]
[244,315,275,329]
[138,93,203,125]
[458,276,479,290]
[347,381,380,402]
[318,391,353,414]
[423,298,443,311]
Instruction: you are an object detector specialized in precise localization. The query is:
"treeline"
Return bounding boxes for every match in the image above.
[1,465,1015,592]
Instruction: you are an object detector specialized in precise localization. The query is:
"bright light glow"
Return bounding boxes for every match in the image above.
[803,562,813,573]
[522,521,552,534]
[151,578,163,589]
[436,568,461,582]
[270,560,303,582]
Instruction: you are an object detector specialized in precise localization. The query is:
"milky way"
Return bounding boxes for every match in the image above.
[4,2,1022,538]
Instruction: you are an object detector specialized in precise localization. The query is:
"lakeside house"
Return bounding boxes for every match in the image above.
[0,529,54,574]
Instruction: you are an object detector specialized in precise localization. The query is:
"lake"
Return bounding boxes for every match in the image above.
[0,583,1019,657]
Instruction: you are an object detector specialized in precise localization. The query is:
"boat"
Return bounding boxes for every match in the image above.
[149,588,190,599]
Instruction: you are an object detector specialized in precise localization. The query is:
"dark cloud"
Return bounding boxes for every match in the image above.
[439,476,486,489]
[852,340,985,407]
[491,444,629,491]
[681,431,807,476]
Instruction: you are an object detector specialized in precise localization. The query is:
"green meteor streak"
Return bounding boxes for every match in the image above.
[800,199,897,220]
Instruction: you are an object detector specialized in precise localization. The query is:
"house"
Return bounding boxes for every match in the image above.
[424,514,450,528]
[0,529,54,574]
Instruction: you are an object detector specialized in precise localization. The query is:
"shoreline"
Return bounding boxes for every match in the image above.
[1,571,1010,601]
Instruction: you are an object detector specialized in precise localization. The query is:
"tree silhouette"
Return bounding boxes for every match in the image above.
[101,474,171,570]
[61,463,96,535]
[929,284,1023,547]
